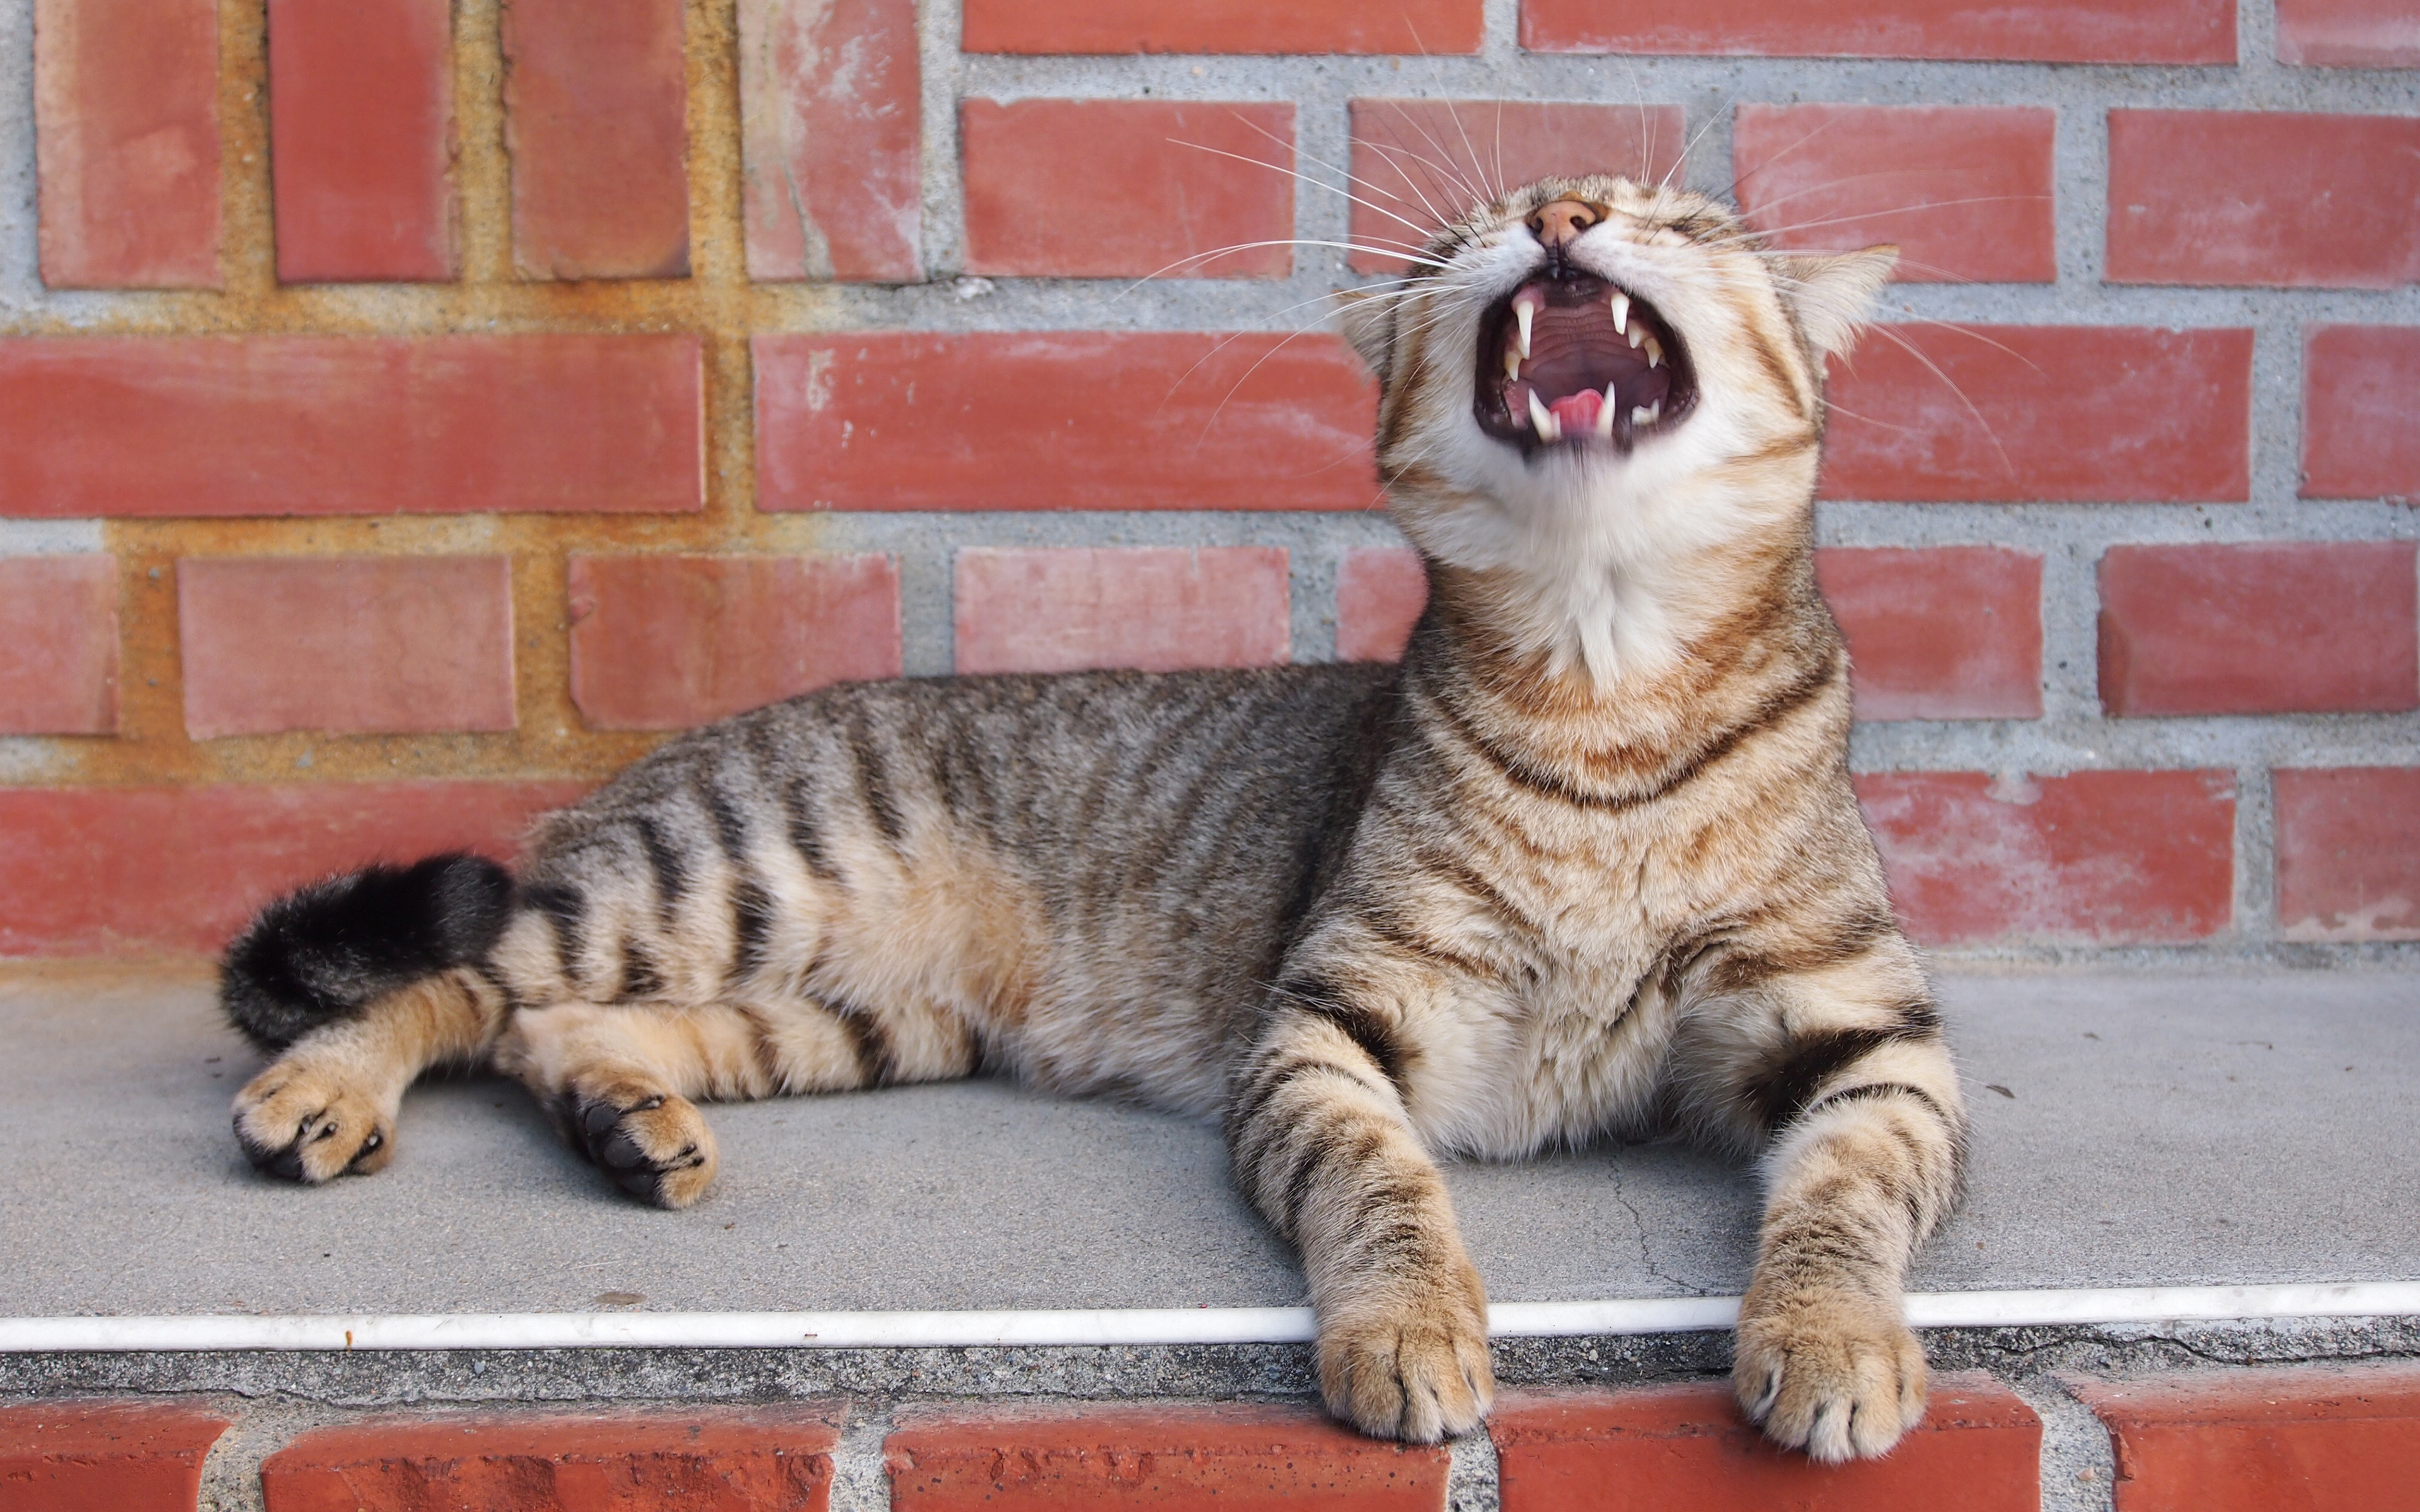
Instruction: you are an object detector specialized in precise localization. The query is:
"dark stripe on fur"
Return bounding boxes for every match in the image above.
[1274,976,1407,1088]
[848,718,908,848]
[520,881,589,990]
[619,941,666,1002]
[729,879,778,987]
[782,779,839,880]
[1749,1021,1939,1132]
[1796,1079,1955,1131]
[632,818,688,917]
[824,997,896,1085]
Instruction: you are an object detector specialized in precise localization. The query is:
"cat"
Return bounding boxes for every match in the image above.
[221,174,1964,1463]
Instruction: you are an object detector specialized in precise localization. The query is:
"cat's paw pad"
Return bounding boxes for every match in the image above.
[563,1087,717,1208]
[1734,1289,1927,1462]
[1317,1285,1495,1443]
[232,1065,396,1183]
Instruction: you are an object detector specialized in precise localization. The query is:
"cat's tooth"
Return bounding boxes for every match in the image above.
[1594,387,1618,439]
[1644,334,1664,369]
[1632,405,1651,426]
[1514,299,1536,359]
[1626,321,1645,350]
[1527,389,1559,442]
[1609,290,1630,330]
[1505,346,1521,381]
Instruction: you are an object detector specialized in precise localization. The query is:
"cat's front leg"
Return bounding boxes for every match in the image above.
[1225,976,1493,1443]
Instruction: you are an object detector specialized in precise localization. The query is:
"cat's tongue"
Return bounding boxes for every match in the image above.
[1548,389,1603,434]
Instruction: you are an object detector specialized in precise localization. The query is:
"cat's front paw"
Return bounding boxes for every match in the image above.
[1733,1286,1927,1462]
[1315,1264,1495,1443]
[558,1082,718,1208]
[232,1060,396,1183]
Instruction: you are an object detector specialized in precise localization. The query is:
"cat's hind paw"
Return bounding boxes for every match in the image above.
[1734,1288,1927,1462]
[232,1062,397,1183]
[559,1082,718,1209]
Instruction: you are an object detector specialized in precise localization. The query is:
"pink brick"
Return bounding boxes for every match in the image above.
[1345,100,1685,275]
[1857,769,2236,945]
[1335,546,1427,663]
[752,333,1377,512]
[1821,327,2252,503]
[33,0,222,287]
[739,0,920,282]
[180,556,517,738]
[0,335,703,517]
[268,0,456,282]
[2107,112,2420,289]
[2274,768,2420,941]
[569,553,903,730]
[2099,543,2418,717]
[0,1400,231,1512]
[1520,0,2233,62]
[2304,326,2420,503]
[0,556,118,735]
[1734,105,2056,284]
[2277,0,2420,65]
[504,0,689,280]
[961,0,1482,54]
[954,547,1290,676]
[0,781,587,955]
[962,100,1296,280]
[1816,547,2043,720]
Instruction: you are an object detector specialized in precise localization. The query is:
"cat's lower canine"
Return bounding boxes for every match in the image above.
[223,176,1964,1462]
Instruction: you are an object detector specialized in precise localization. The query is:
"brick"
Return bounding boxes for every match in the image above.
[2274,767,2420,941]
[0,556,118,735]
[0,1400,230,1512]
[569,553,903,730]
[1816,547,2043,721]
[2107,112,2420,289]
[1857,769,2235,945]
[1491,1375,2040,1511]
[0,780,587,955]
[738,0,921,282]
[503,0,689,280]
[260,1408,839,1512]
[962,100,1296,280]
[1345,101,1685,275]
[954,547,1290,675]
[1819,326,2252,503]
[960,0,1482,55]
[2304,326,2420,503]
[1734,105,2056,284]
[268,0,455,282]
[1519,0,2232,62]
[2073,1363,2420,1512]
[33,0,222,287]
[2097,542,2417,717]
[0,335,703,517]
[180,556,517,738]
[753,333,1378,512]
[2276,0,2420,66]
[1335,546,1428,662]
[886,1401,1448,1511]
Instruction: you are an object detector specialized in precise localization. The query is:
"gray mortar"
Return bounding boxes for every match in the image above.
[0,0,30,309]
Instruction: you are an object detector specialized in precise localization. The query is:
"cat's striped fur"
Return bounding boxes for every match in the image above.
[225,174,1965,1462]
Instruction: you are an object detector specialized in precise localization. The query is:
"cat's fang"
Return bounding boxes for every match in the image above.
[1505,347,1521,381]
[1528,390,1560,442]
[1609,290,1630,329]
[1594,388,1618,439]
[1514,299,1537,359]
[1645,335,1664,369]
[1626,322,1645,350]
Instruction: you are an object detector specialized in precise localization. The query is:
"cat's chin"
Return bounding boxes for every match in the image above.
[1472,269,1698,457]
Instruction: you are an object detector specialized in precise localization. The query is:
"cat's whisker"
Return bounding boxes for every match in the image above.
[1166,137,1444,243]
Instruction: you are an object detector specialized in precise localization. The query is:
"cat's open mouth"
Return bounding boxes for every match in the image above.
[1474,272,1696,454]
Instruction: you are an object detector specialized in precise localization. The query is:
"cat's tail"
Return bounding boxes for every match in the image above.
[219,852,516,1053]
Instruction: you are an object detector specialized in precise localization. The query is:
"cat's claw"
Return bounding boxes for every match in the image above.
[1733,1288,1927,1462]
[559,1085,718,1209]
[1316,1270,1496,1442]
[232,1062,396,1183]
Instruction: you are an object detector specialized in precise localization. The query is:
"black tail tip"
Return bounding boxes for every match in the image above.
[220,852,514,1053]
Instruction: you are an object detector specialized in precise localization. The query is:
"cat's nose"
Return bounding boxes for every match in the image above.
[1528,199,1600,248]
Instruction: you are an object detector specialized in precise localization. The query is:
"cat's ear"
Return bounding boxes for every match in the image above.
[1333,287,1397,381]
[1775,246,1897,360]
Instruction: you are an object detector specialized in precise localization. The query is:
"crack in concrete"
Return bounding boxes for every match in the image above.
[1606,1155,1714,1298]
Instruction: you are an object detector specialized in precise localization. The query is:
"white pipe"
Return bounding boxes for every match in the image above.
[1,1281,2415,1353]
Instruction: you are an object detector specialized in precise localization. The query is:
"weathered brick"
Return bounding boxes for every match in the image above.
[2276,0,2420,66]
[2107,111,2420,289]
[886,1401,1449,1511]
[268,0,456,282]
[1335,545,1428,663]
[960,0,1482,55]
[1519,0,2232,62]
[1820,326,2252,503]
[1816,547,2044,721]
[1491,1375,2040,1512]
[962,100,1296,279]
[738,0,921,282]
[0,781,587,956]
[2098,542,2418,717]
[1857,770,2236,945]
[33,0,222,287]
[0,335,704,517]
[2274,767,2420,941]
[2073,1363,2420,1512]
[954,547,1290,675]
[0,555,118,735]
[180,556,517,738]
[753,333,1377,512]
[503,0,689,280]
[2303,326,2420,503]
[569,553,903,730]
[1345,100,1685,275]
[260,1408,839,1512]
[1734,105,2056,284]
[0,1400,230,1512]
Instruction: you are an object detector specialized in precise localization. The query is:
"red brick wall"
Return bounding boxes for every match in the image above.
[1,0,2414,959]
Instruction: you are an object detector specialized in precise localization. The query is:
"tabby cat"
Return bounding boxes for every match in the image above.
[222,174,1964,1462]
